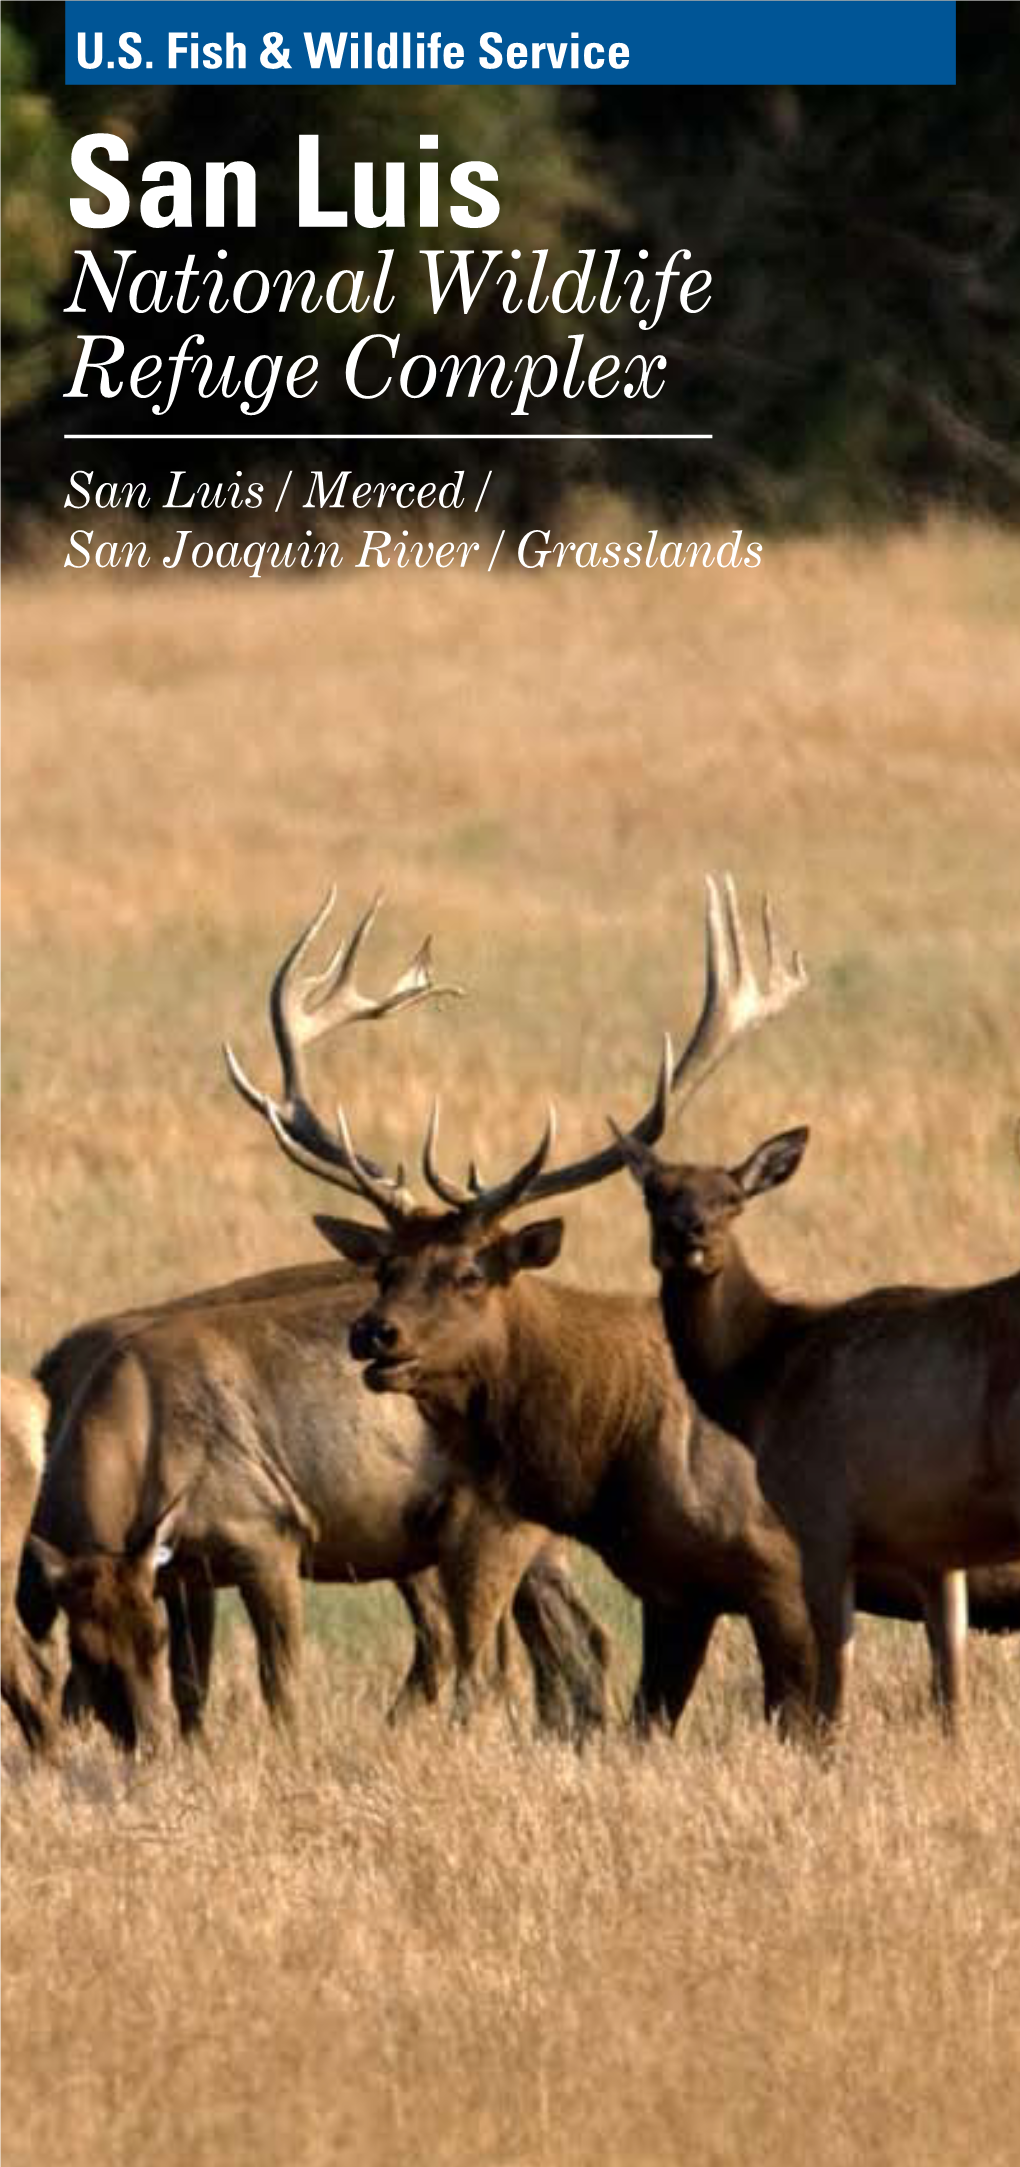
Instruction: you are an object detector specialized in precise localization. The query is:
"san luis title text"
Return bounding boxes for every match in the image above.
[65,133,713,420]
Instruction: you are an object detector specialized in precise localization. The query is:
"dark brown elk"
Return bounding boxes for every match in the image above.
[2,1375,58,1752]
[24,895,609,1751]
[607,877,1020,1731]
[255,934,1016,1738]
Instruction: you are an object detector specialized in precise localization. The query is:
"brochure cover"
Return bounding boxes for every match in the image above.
[3,6,1018,2165]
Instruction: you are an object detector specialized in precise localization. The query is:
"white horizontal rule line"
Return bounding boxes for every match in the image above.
[63,433,713,443]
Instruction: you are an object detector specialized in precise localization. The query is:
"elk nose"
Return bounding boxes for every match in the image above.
[350,1312,399,1362]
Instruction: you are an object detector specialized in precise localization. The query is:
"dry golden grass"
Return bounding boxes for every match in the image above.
[3,522,1020,2165]
[3,1639,1020,2167]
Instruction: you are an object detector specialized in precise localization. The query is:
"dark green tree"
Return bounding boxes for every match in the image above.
[4,1,1019,526]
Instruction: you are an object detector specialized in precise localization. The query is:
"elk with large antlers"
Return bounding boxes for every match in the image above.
[608,877,1020,1731]
[24,895,610,1751]
[256,897,1016,1736]
[267,1092,815,1736]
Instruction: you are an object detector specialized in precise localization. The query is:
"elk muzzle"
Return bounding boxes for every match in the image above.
[649,1203,718,1277]
[349,1310,420,1392]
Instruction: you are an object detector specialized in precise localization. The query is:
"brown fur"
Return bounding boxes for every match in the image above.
[326,1207,818,1731]
[26,1262,610,1751]
[330,1205,1020,1737]
[617,1131,1020,1729]
[1,1374,58,1751]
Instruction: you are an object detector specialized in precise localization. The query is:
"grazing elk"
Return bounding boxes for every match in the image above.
[2,1374,58,1751]
[24,895,609,1752]
[608,876,1020,1731]
[30,1262,587,1739]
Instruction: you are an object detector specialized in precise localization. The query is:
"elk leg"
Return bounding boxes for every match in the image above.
[747,1595,816,1741]
[494,1611,514,1685]
[918,1568,968,1732]
[512,1550,612,1741]
[634,1598,717,1736]
[437,1503,540,1725]
[15,1542,59,1643]
[62,1659,94,1728]
[2,1630,57,1754]
[167,1579,216,1737]
[446,1579,512,1724]
[390,1571,453,1721]
[11,1552,63,1746]
[802,1561,855,1736]
[236,1541,303,1731]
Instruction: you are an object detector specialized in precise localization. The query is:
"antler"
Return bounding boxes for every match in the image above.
[233,876,806,1234]
[421,1097,560,1221]
[224,890,461,1207]
[265,1101,417,1224]
[279,1090,559,1230]
[602,873,807,1169]
[666,873,808,1112]
[420,875,806,1218]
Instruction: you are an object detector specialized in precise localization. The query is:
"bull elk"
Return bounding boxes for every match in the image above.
[607,876,1020,1731]
[24,895,609,1751]
[255,909,1016,1736]
[2,1375,58,1752]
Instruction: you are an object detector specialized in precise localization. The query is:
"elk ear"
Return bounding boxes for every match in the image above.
[732,1126,809,1199]
[497,1218,565,1278]
[606,1118,659,1187]
[27,1534,75,1593]
[313,1214,393,1268]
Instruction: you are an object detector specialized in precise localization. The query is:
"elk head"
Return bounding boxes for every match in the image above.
[255,972,677,1412]
[610,1127,810,1280]
[315,1107,569,1411]
[30,1499,184,1753]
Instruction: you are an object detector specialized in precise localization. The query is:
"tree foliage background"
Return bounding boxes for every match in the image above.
[3,0,1019,526]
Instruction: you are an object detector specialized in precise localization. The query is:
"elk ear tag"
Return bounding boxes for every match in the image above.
[732,1126,810,1199]
[136,1491,187,1577]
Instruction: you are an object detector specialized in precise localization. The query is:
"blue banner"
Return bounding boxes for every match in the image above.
[66,4,956,89]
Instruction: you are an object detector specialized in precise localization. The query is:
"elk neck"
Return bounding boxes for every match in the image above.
[658,1238,806,1447]
[466,1276,674,1535]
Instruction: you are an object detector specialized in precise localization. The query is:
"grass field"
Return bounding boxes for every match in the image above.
[3,523,1020,2166]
